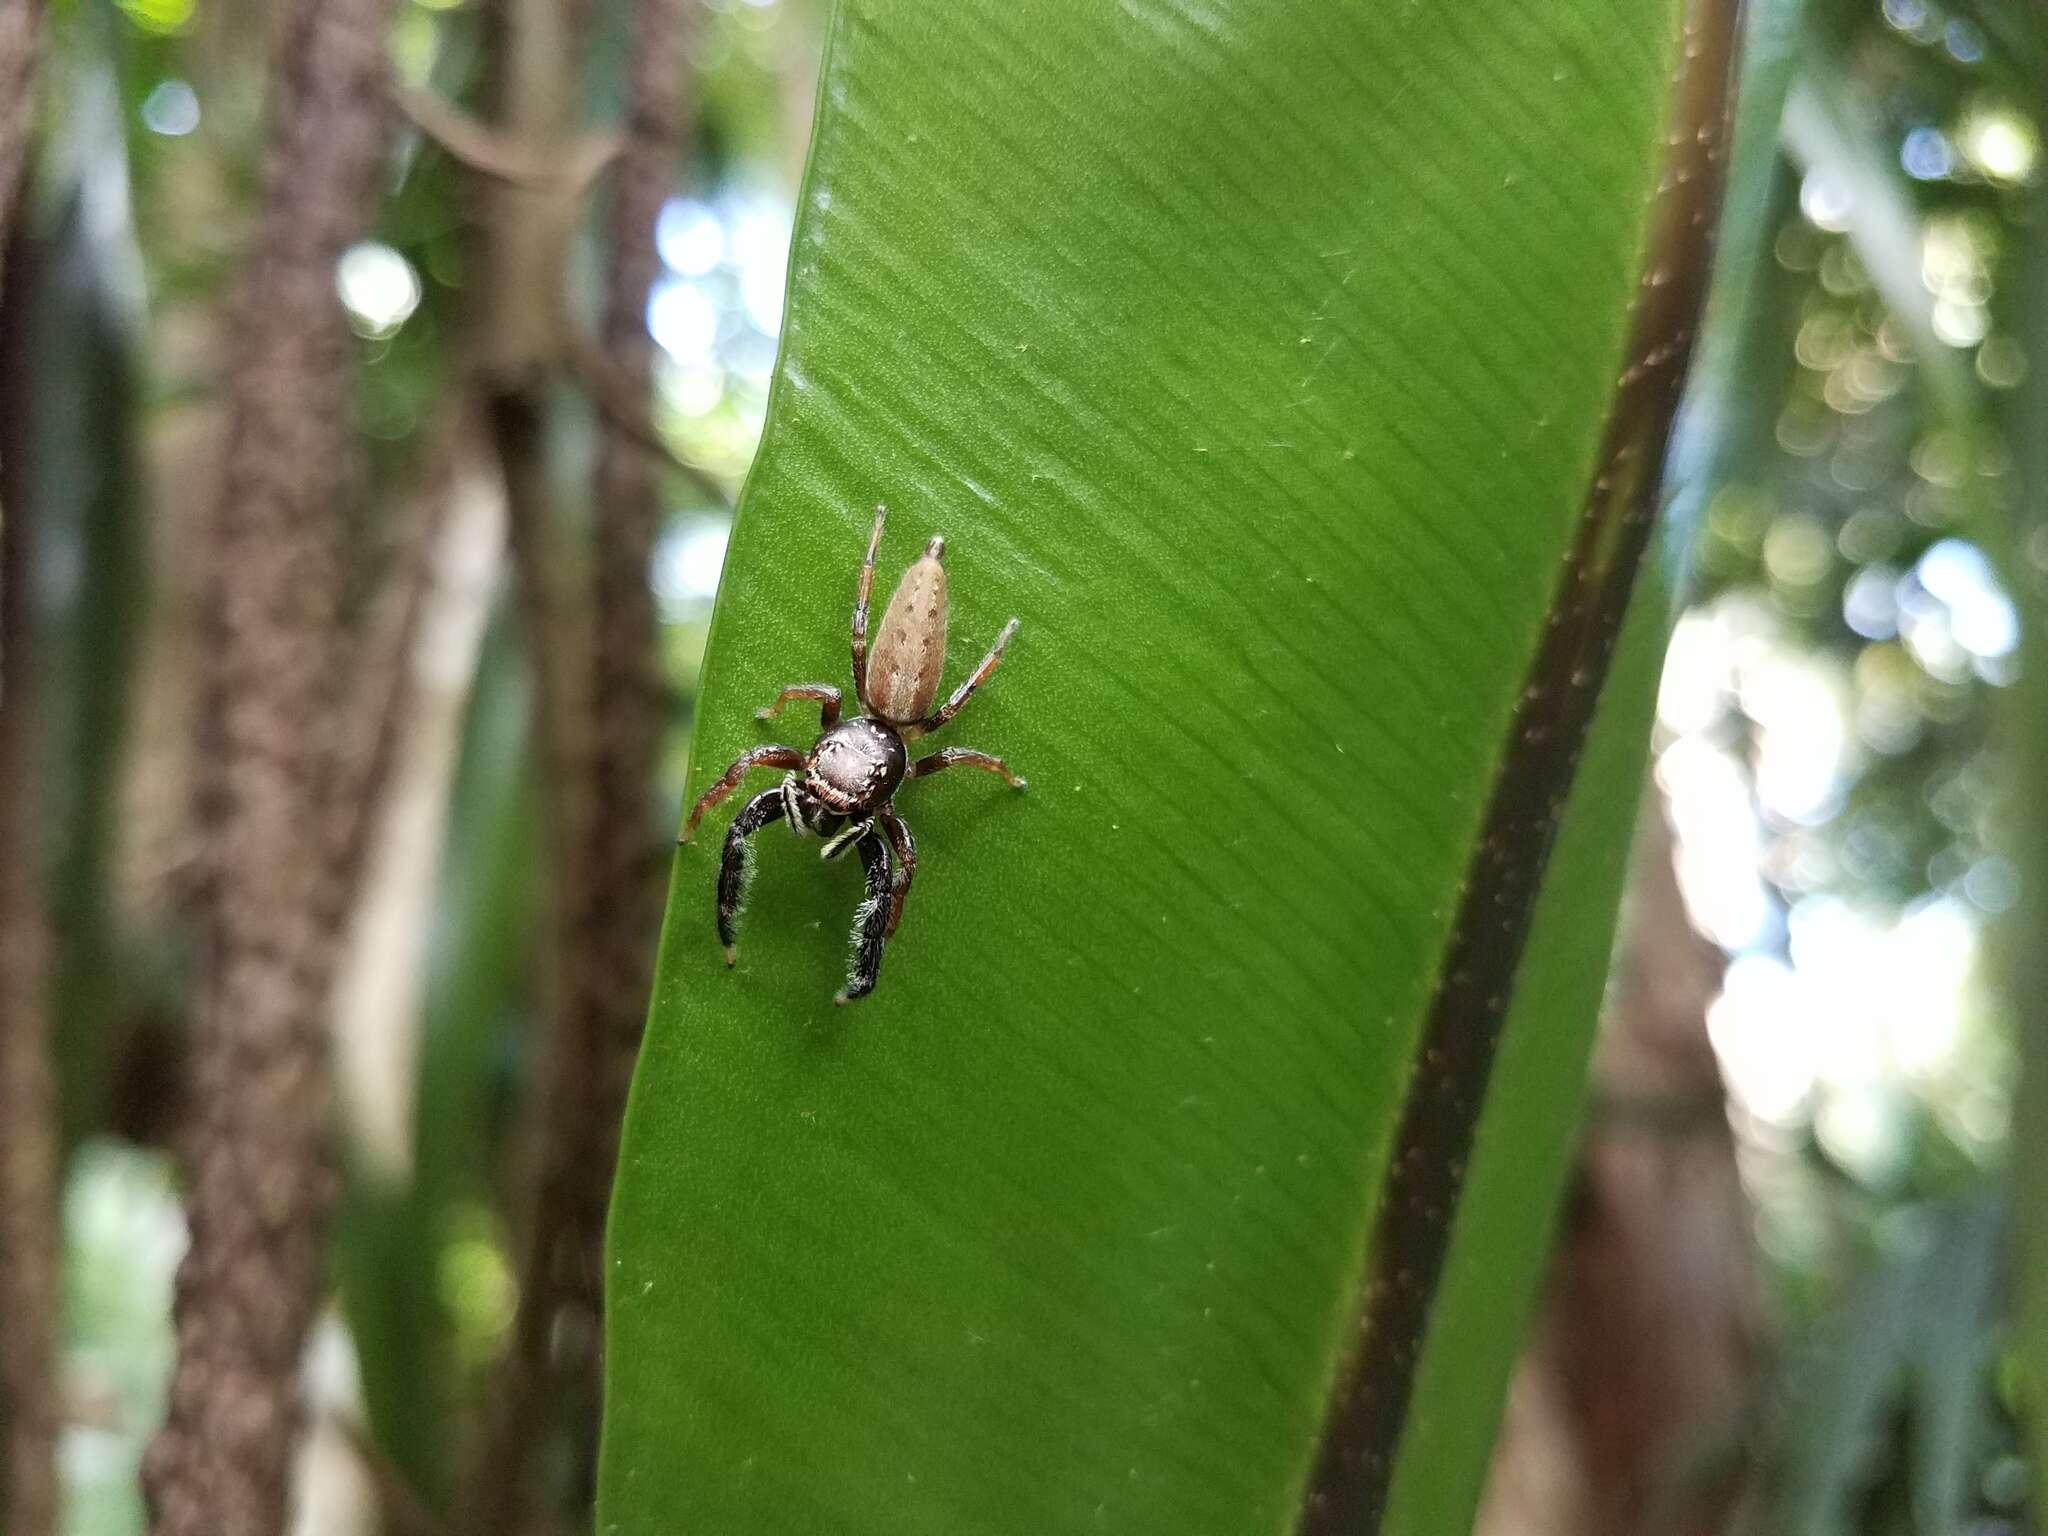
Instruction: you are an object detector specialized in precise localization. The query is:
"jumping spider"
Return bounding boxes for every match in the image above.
[681,505,1026,1003]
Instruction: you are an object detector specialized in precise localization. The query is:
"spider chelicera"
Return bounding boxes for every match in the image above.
[680,505,1026,1003]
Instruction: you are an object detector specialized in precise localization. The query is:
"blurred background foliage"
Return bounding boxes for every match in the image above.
[2,0,2046,1532]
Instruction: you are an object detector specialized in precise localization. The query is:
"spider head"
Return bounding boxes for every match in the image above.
[804,716,907,817]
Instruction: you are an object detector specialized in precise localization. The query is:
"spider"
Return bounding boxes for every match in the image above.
[680,505,1026,1003]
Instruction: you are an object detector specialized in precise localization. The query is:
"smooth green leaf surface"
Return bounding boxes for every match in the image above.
[603,3,1694,1532]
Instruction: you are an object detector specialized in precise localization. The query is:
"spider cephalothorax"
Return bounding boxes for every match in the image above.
[680,505,1024,1002]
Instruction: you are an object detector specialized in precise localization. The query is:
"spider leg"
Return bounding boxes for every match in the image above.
[878,807,916,937]
[912,617,1019,737]
[909,747,1027,790]
[850,504,887,712]
[757,683,842,729]
[716,788,788,964]
[680,744,805,842]
[834,830,893,1005]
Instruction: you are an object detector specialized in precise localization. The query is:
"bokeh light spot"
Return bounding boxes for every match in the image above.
[140,80,201,137]
[335,242,422,340]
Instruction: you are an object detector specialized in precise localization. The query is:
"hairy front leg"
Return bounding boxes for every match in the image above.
[835,831,893,1005]
[717,788,789,964]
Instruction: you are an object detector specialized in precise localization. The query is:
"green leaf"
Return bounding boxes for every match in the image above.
[1761,1199,2005,1536]
[601,3,1724,1532]
[14,72,152,1156]
[1905,1199,2004,1535]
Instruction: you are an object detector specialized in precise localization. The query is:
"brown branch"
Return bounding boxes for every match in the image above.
[469,0,698,1523]
[570,0,695,1383]
[1548,804,1756,1536]
[0,0,36,292]
[340,1418,447,1536]
[327,400,483,909]
[1475,800,1758,1536]
[462,0,598,1494]
[402,81,724,511]
[470,0,587,387]
[399,25,724,517]
[138,0,400,1531]
[455,12,601,1518]
[469,380,591,1535]
[475,376,602,1536]
[0,97,61,1536]
[561,335,728,506]
[459,11,599,1507]
[394,80,621,192]
[0,465,60,1536]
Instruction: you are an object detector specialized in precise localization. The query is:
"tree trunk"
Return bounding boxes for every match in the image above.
[470,0,696,1523]
[1476,797,1759,1536]
[0,59,61,1524]
[138,0,397,1530]
[561,0,693,1458]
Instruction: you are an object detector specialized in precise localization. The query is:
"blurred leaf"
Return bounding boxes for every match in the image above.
[1759,1197,2007,1536]
[341,624,536,1508]
[2000,1,2048,1515]
[1779,69,1979,426]
[1906,1198,2004,1534]
[1945,0,2048,105]
[15,67,151,1153]
[600,2,1719,1533]
[1777,1238,1920,1536]
[1665,0,1808,562]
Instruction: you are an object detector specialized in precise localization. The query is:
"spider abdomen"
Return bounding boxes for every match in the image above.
[866,536,948,724]
[804,716,907,815]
